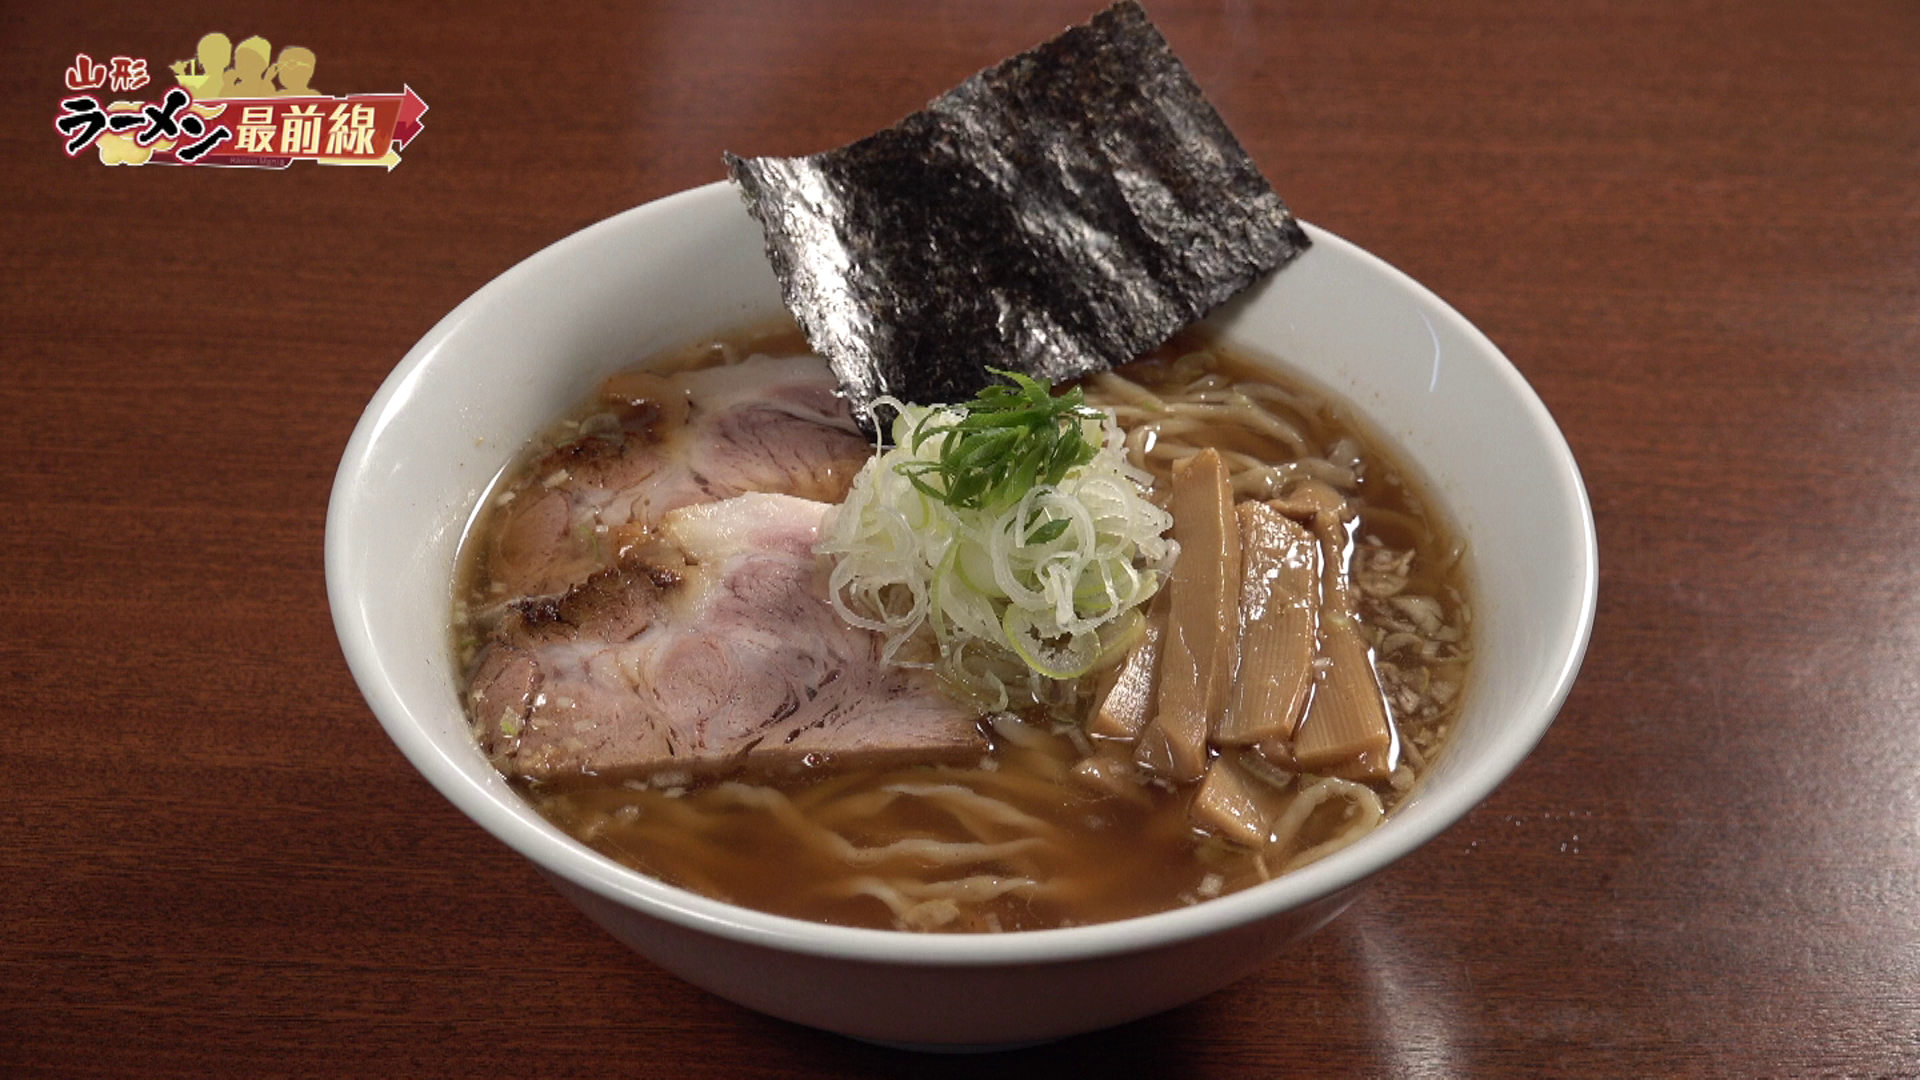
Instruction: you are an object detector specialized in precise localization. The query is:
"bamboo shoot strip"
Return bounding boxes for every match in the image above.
[1191,754,1272,847]
[1136,448,1240,782]
[1216,502,1320,746]
[1087,593,1167,740]
[1291,511,1396,777]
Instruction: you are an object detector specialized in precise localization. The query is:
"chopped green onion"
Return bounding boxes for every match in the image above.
[893,370,1105,512]
[818,382,1173,708]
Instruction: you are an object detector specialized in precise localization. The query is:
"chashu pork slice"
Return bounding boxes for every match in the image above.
[468,492,987,780]
[484,353,875,601]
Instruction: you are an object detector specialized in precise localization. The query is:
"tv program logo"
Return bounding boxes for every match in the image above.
[54,32,425,169]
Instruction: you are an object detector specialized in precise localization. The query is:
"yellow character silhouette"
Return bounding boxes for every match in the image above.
[97,133,152,166]
[228,36,276,98]
[169,32,231,100]
[275,47,320,96]
[97,102,167,164]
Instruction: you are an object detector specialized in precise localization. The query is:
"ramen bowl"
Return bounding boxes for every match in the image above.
[326,181,1597,1049]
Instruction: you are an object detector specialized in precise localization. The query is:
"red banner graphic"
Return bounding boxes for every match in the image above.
[180,88,427,168]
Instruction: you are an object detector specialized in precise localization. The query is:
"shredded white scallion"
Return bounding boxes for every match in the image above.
[818,399,1173,708]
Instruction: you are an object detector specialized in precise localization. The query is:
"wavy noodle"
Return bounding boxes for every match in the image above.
[1266,777,1386,874]
[707,782,1051,867]
[842,874,1046,930]
[1089,371,1167,410]
[881,782,1063,836]
[803,788,904,827]
[1091,369,1356,501]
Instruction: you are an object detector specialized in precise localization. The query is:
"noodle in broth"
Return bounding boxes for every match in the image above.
[457,326,1471,932]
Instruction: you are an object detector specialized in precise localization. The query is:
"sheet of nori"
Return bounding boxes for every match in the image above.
[726,0,1309,431]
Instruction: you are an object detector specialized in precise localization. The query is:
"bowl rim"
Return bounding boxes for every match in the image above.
[327,180,1598,969]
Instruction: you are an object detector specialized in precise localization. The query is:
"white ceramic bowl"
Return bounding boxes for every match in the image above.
[327,181,1597,1049]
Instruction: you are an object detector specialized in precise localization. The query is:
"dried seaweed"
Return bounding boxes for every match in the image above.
[728,0,1309,430]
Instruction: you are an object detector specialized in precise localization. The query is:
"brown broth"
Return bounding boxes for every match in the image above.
[455,324,1472,932]
[525,719,1374,931]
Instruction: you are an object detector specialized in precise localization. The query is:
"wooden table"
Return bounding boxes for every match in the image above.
[6,1,1916,1074]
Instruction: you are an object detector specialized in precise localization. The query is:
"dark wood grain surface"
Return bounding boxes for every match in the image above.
[5,1,1917,1075]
